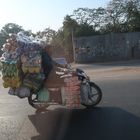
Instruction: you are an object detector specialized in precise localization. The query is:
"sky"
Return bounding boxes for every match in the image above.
[0,0,110,33]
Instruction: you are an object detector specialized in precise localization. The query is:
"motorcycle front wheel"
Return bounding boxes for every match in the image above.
[81,82,102,108]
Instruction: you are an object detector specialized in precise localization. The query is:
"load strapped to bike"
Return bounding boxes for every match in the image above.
[0,32,102,110]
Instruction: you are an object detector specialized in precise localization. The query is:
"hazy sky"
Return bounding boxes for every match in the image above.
[0,0,110,33]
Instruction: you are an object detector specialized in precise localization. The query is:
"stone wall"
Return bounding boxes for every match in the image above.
[74,32,140,63]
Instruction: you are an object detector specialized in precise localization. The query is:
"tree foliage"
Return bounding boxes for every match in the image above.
[1,23,23,35]
[36,28,56,44]
[72,7,106,31]
[51,0,140,62]
[125,0,140,31]
[0,23,24,55]
[70,0,140,33]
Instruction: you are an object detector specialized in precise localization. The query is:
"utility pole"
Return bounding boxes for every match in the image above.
[72,29,76,63]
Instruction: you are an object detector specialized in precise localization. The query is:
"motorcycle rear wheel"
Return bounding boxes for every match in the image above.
[81,82,102,108]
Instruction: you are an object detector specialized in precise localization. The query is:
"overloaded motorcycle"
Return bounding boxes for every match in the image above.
[28,62,102,110]
[0,33,102,110]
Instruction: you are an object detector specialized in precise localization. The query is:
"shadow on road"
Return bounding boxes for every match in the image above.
[28,107,140,140]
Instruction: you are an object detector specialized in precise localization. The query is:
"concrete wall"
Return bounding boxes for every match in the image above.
[74,32,140,63]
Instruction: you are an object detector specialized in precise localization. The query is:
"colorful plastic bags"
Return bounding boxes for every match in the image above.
[37,88,50,102]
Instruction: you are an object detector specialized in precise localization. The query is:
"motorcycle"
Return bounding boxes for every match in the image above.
[1,33,102,110]
[28,65,102,110]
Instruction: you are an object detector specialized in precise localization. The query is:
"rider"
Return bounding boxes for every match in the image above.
[41,44,66,81]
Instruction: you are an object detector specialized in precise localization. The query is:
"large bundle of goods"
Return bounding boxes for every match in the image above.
[1,34,22,88]
[22,73,45,93]
[0,32,45,97]
[2,61,21,88]
[15,33,42,74]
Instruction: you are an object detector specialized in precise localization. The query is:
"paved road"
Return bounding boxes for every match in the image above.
[0,61,140,140]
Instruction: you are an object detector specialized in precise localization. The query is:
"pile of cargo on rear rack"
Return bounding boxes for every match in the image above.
[63,76,81,108]
[0,32,45,98]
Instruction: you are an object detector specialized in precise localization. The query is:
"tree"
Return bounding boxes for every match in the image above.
[62,15,79,61]
[104,0,126,33]
[23,30,36,37]
[0,23,24,55]
[63,15,79,36]
[72,7,106,31]
[51,28,65,47]
[36,28,56,44]
[125,0,140,31]
[1,23,23,35]
[51,15,79,62]
[75,23,99,37]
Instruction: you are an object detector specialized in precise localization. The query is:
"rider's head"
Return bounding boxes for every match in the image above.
[44,44,53,56]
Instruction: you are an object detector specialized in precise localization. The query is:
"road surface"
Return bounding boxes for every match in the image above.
[0,60,140,140]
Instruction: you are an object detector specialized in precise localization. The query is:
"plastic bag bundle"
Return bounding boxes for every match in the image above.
[8,86,30,98]
[37,88,50,102]
[0,32,47,99]
[0,36,21,88]
[21,52,41,74]
[1,61,21,88]
[22,73,45,92]
[63,76,81,109]
[1,38,19,62]
[15,32,42,74]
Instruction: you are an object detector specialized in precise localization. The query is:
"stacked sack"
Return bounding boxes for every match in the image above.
[0,35,22,88]
[0,32,45,97]
[15,33,45,92]
[2,62,21,88]
[17,34,42,74]
[63,76,81,109]
[22,73,45,93]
